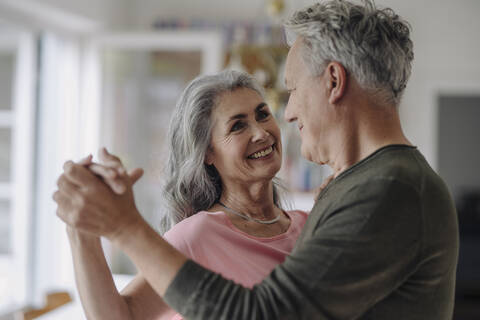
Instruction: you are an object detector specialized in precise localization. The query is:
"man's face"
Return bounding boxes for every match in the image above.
[284,39,336,165]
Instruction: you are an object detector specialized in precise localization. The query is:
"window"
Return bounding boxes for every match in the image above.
[87,31,223,274]
[0,29,35,312]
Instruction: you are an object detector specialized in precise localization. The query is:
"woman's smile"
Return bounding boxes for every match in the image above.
[247,144,276,160]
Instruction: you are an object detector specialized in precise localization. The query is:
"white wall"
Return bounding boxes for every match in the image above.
[32,0,132,28]
[130,0,290,28]
[127,0,480,169]
[388,0,480,169]
[0,0,132,33]
[3,0,478,167]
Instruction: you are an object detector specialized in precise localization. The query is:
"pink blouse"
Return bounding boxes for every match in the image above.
[163,209,308,320]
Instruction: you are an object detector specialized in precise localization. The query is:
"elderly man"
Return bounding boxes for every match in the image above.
[54,0,458,319]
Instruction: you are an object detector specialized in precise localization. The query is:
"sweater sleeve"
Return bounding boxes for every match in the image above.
[163,179,423,319]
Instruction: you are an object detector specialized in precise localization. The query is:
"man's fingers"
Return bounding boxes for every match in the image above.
[63,160,102,188]
[88,163,129,194]
[52,190,64,204]
[77,154,93,166]
[88,163,118,180]
[66,149,141,195]
[103,167,144,194]
[128,168,144,184]
[56,174,80,196]
[98,147,126,174]
[99,167,143,195]
[53,190,75,224]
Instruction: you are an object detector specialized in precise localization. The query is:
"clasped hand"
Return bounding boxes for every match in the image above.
[53,148,145,243]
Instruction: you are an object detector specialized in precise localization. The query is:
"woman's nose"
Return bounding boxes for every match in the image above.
[251,124,270,142]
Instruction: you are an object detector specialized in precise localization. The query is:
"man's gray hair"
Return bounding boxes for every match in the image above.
[284,0,414,106]
[162,70,284,228]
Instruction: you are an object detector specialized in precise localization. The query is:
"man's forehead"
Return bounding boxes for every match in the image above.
[284,45,298,86]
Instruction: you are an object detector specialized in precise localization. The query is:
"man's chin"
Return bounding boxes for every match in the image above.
[300,147,314,163]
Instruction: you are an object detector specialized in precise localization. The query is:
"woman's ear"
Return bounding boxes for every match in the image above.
[205,147,214,166]
[326,61,347,104]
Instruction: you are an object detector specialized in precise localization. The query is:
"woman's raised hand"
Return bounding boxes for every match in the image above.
[87,148,144,195]
[53,148,146,243]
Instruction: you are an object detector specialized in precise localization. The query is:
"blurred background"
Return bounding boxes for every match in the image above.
[0,0,479,318]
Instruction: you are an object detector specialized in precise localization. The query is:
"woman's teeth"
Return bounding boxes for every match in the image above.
[249,146,273,159]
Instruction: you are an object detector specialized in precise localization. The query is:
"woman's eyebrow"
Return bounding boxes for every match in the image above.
[227,113,247,123]
[255,102,267,111]
[226,102,267,123]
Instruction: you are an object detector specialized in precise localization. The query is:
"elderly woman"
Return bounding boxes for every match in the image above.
[56,70,307,319]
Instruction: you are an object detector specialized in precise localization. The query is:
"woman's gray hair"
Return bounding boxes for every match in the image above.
[162,70,285,228]
[284,0,414,106]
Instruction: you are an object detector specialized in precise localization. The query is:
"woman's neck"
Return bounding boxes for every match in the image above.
[219,180,277,220]
[213,180,292,238]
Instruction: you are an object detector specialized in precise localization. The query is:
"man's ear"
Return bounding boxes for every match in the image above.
[326,62,347,104]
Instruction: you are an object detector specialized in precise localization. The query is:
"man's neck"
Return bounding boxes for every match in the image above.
[327,102,411,178]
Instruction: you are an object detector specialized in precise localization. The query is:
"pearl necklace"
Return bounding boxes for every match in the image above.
[218,201,281,225]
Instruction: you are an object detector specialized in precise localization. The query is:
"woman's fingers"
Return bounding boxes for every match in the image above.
[63,149,143,196]
[53,190,71,221]
[98,147,126,175]
[88,163,118,180]
[99,148,143,184]
[54,153,144,239]
[57,174,80,196]
[53,185,82,227]
[97,148,145,194]
[63,161,100,189]
[77,154,93,166]
[128,168,144,184]
[109,179,126,195]
[88,163,126,195]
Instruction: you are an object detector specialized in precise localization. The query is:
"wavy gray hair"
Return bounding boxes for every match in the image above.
[162,70,284,227]
[284,0,414,106]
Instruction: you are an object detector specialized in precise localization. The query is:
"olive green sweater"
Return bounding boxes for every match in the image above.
[164,145,459,319]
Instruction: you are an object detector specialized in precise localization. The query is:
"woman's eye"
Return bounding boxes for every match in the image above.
[257,110,270,121]
[231,121,245,132]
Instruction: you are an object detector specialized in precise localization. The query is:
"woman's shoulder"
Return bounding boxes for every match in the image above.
[284,209,309,231]
[164,211,225,241]
[163,210,227,259]
[286,209,309,220]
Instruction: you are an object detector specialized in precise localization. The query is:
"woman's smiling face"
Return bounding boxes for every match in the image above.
[206,88,282,187]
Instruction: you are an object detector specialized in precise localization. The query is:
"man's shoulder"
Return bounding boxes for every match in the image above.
[310,146,426,223]
[311,144,454,229]
[351,145,450,202]
[338,145,432,191]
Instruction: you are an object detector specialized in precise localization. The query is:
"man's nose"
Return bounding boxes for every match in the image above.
[284,99,296,123]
